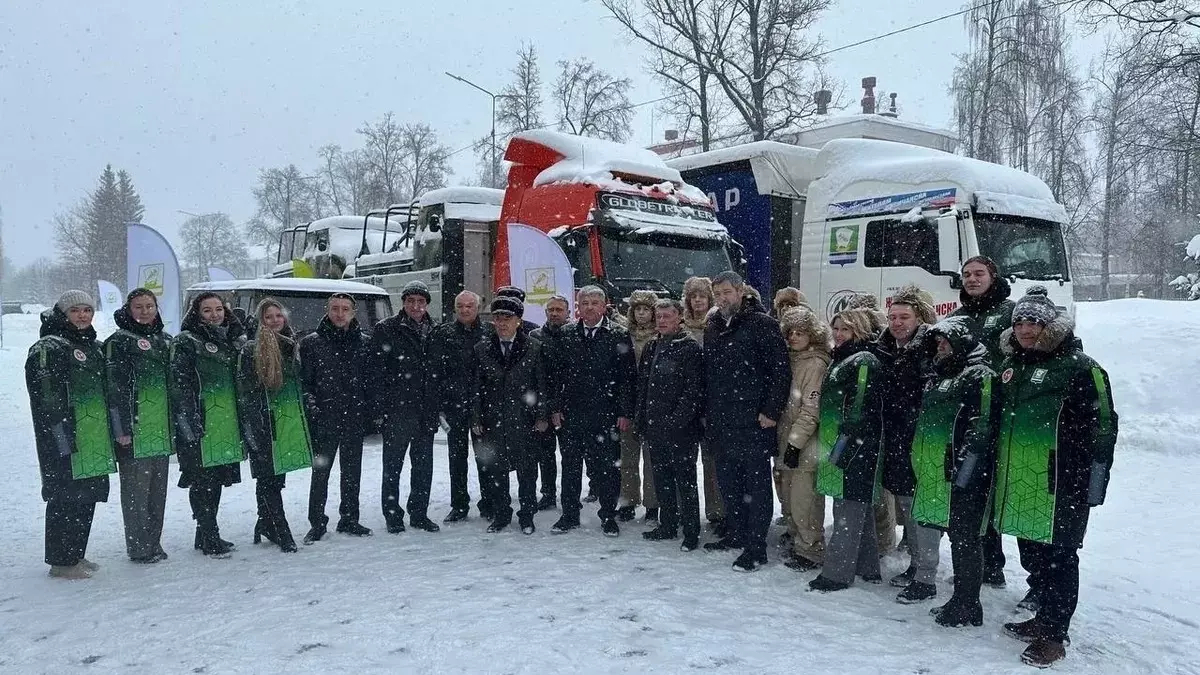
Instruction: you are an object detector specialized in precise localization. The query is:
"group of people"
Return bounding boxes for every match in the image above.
[27,255,1118,669]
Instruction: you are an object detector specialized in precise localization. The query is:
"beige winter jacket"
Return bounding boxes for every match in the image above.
[778,349,831,458]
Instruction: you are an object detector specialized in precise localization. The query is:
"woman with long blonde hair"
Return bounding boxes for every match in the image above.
[237,298,313,553]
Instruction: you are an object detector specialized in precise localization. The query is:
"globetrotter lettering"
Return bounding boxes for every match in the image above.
[599,192,717,222]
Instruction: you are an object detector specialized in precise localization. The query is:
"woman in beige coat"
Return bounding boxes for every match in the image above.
[776,307,832,570]
[618,289,659,522]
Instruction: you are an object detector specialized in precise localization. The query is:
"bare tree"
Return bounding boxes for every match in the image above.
[247,164,319,251]
[357,112,408,206]
[475,43,548,187]
[318,145,384,214]
[601,0,731,149]
[179,213,249,278]
[399,123,452,200]
[553,58,634,142]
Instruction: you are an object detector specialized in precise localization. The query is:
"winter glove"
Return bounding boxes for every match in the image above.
[51,422,72,457]
[784,445,801,470]
[1086,461,1110,506]
[827,435,854,470]
[953,451,982,490]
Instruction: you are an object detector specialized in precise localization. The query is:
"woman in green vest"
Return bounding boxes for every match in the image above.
[238,298,313,553]
[909,316,1001,628]
[26,290,118,579]
[170,292,246,558]
[105,288,173,564]
[808,307,886,593]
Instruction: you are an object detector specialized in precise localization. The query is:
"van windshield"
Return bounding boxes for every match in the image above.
[251,292,389,336]
[975,215,1070,281]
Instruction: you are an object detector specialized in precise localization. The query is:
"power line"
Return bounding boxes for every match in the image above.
[452,2,995,154]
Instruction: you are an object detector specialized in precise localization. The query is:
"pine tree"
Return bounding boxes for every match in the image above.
[54,165,143,289]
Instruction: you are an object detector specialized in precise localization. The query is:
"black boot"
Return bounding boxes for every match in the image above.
[703,537,743,552]
[933,599,984,627]
[896,581,937,604]
[808,575,850,592]
[616,506,636,522]
[336,520,372,536]
[197,527,232,558]
[889,567,915,587]
[1017,588,1041,612]
[551,515,580,534]
[536,495,557,511]
[642,525,677,541]
[643,507,659,524]
[303,525,326,545]
[443,507,469,523]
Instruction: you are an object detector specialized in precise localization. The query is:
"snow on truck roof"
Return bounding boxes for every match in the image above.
[509,129,711,205]
[808,139,1068,223]
[188,278,388,296]
[305,215,395,232]
[667,141,820,199]
[419,186,504,207]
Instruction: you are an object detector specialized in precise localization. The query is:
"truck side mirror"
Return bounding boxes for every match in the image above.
[428,214,442,233]
[936,212,963,289]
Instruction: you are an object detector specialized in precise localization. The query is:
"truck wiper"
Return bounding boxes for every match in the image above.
[611,277,673,294]
[1008,270,1067,283]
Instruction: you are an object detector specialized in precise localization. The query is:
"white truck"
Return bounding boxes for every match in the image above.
[668,138,1073,319]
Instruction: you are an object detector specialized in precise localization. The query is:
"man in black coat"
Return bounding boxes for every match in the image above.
[549,285,637,537]
[471,297,550,534]
[430,290,488,523]
[528,294,571,510]
[299,293,372,543]
[636,298,705,551]
[703,271,791,572]
[495,286,541,334]
[367,280,441,534]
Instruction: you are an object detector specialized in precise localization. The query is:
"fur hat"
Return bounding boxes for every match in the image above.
[772,287,810,315]
[400,280,431,302]
[627,289,659,310]
[56,290,95,313]
[847,293,879,311]
[779,307,831,353]
[683,276,713,301]
[490,296,524,318]
[889,284,937,325]
[1012,285,1058,326]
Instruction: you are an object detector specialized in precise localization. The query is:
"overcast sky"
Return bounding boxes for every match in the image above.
[0,0,1100,264]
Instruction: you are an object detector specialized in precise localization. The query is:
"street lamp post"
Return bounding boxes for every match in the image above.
[446,72,501,187]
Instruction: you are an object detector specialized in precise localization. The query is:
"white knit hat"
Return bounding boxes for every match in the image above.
[55,289,95,313]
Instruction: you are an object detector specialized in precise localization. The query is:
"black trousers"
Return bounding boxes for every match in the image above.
[483,445,539,526]
[647,438,700,539]
[381,417,434,523]
[982,521,1006,574]
[44,499,96,567]
[712,429,774,556]
[187,471,225,534]
[946,485,991,605]
[536,427,560,499]
[256,474,292,536]
[561,420,620,521]
[1018,538,1079,642]
[446,415,486,512]
[308,421,365,528]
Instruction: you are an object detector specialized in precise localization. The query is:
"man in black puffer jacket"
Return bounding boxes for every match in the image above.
[367,280,441,534]
[429,290,488,523]
[703,271,791,572]
[299,293,372,543]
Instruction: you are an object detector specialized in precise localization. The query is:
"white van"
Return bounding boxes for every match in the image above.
[185,278,392,337]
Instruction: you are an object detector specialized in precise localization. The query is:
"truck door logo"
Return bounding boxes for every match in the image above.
[826,290,866,320]
[828,225,859,266]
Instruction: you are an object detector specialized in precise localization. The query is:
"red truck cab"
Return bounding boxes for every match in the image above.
[496,130,741,305]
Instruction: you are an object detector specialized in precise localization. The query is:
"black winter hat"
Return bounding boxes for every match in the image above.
[490,296,524,318]
[401,280,432,302]
[496,286,526,302]
[1012,286,1058,326]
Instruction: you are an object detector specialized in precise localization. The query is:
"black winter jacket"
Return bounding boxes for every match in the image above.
[104,307,172,462]
[472,331,549,461]
[429,318,486,421]
[25,310,115,503]
[873,324,936,496]
[703,295,791,441]
[553,318,637,426]
[635,331,705,447]
[299,316,370,430]
[366,312,438,430]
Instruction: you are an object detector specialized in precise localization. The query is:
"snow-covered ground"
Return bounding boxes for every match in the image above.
[0,302,1197,674]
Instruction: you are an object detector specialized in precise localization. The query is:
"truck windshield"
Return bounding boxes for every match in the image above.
[598,224,732,296]
[975,215,1070,281]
